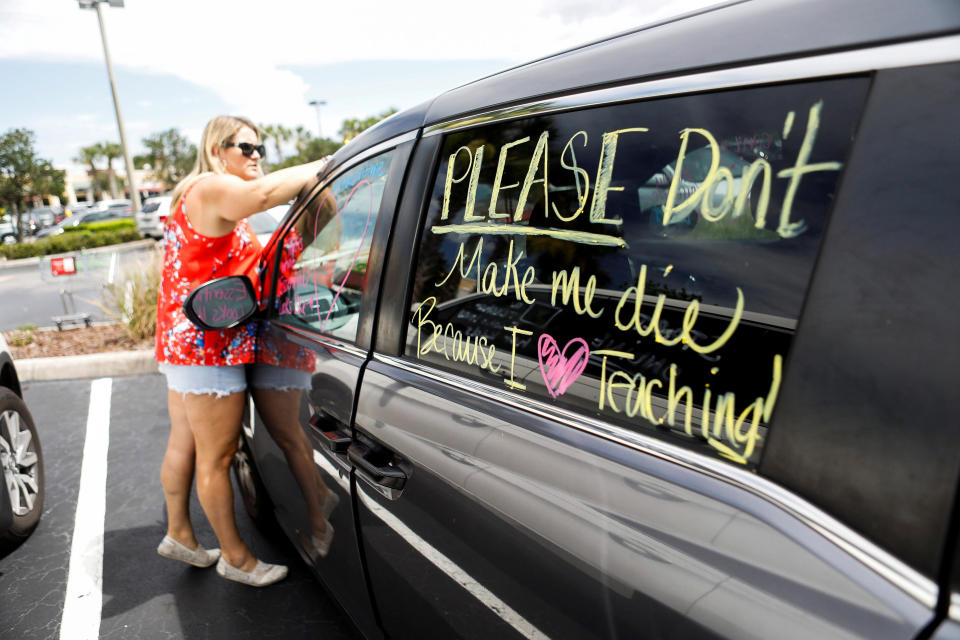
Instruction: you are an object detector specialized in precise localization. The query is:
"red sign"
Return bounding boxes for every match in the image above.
[51,257,76,276]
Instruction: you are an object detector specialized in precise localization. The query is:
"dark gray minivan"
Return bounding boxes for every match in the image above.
[206,1,960,637]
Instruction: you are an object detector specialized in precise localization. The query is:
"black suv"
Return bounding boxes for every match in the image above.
[200,1,960,637]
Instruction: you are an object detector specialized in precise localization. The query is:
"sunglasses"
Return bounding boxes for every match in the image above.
[224,141,266,158]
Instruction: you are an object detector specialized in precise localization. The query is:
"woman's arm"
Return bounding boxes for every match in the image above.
[188,158,329,234]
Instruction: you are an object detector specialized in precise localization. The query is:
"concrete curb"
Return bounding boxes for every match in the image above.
[17,350,157,382]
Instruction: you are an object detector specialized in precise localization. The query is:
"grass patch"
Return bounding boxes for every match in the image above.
[6,328,34,347]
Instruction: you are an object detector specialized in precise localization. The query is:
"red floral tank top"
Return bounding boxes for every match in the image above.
[155,179,262,366]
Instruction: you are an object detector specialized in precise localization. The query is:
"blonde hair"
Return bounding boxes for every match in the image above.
[169,115,263,213]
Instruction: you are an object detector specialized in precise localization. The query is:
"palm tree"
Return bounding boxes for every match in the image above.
[98,141,122,199]
[293,125,313,155]
[74,144,103,201]
[259,123,278,162]
[274,124,292,163]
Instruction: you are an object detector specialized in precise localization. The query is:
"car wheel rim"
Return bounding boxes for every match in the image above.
[0,409,39,516]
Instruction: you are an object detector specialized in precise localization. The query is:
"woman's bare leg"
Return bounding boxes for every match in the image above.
[182,391,256,570]
[160,390,199,547]
[251,387,331,537]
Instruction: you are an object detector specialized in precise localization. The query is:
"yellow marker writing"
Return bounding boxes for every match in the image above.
[589,127,647,226]
[488,137,529,221]
[515,131,549,222]
[782,110,795,139]
[431,223,626,248]
[504,325,533,391]
[552,131,590,222]
[441,146,473,221]
[551,267,603,318]
[776,101,841,238]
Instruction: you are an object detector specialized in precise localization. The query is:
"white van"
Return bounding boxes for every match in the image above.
[136,195,172,239]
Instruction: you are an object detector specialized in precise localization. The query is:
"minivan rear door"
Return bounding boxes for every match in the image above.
[350,72,943,638]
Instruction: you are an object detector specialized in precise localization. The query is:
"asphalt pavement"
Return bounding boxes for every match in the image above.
[0,373,362,640]
[1,241,361,638]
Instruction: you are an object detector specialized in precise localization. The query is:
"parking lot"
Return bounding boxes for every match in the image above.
[0,373,360,640]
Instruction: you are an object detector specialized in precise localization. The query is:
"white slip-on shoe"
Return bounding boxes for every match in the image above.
[311,523,335,559]
[216,557,288,587]
[321,491,340,520]
[156,536,220,568]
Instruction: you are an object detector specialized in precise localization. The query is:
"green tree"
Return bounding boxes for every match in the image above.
[74,144,104,201]
[135,128,196,189]
[260,109,399,170]
[33,161,66,205]
[0,128,65,238]
[95,171,125,195]
[98,141,122,199]
[293,125,313,155]
[273,136,341,169]
[339,108,398,143]
[259,123,292,164]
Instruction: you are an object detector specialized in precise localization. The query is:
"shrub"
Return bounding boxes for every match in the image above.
[7,328,34,347]
[0,226,142,260]
[0,242,39,260]
[65,219,136,234]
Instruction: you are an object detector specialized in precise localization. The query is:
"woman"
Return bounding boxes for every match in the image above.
[154,115,327,586]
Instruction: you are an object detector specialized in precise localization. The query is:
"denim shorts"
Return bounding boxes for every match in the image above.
[158,362,312,397]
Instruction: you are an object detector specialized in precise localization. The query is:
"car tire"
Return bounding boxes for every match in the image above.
[231,435,280,537]
[0,388,43,553]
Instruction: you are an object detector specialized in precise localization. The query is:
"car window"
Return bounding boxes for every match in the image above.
[404,78,869,467]
[272,151,394,342]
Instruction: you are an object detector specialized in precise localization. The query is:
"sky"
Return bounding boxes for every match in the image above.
[0,0,722,174]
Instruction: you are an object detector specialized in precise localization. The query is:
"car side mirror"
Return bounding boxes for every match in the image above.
[183,276,258,330]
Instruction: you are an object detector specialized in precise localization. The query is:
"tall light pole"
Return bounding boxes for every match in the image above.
[78,0,140,215]
[308,99,327,138]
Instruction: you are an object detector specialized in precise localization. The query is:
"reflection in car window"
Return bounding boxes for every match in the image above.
[405,79,869,467]
[273,151,394,342]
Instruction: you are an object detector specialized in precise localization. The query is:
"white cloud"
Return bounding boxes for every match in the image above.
[0,0,719,130]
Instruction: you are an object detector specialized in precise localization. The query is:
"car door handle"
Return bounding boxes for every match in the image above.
[309,412,352,453]
[348,443,407,490]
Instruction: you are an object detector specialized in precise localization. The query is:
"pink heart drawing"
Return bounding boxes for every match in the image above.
[538,334,590,398]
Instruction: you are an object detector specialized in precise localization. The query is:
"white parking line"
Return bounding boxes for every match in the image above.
[59,378,112,640]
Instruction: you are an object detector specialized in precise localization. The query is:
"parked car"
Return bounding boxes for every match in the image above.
[0,221,15,244]
[36,206,132,238]
[185,1,959,638]
[136,195,172,239]
[88,198,131,213]
[59,202,92,224]
[25,207,58,233]
[248,204,289,246]
[0,333,43,557]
